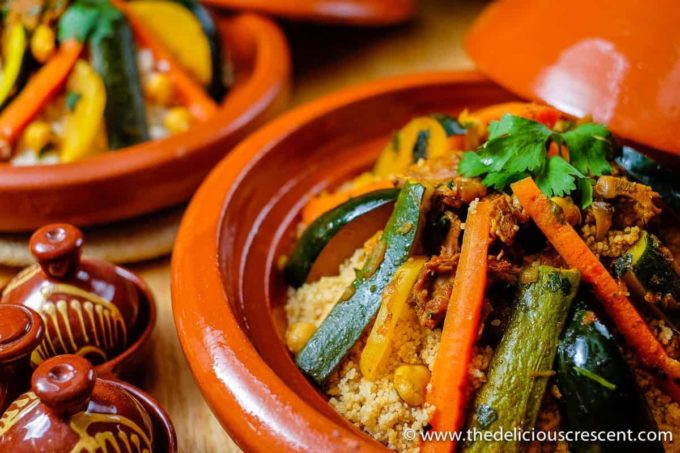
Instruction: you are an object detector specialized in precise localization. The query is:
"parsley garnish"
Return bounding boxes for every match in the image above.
[58,0,122,45]
[459,114,614,208]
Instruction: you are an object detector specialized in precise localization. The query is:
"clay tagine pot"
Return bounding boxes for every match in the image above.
[1,224,145,369]
[0,355,158,452]
[0,305,43,413]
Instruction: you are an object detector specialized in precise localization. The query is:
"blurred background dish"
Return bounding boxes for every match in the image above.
[0,7,290,231]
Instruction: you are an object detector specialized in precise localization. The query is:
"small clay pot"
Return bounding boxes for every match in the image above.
[0,355,175,452]
[0,305,43,413]
[1,224,155,378]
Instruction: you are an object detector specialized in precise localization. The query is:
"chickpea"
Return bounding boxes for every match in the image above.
[550,197,582,226]
[31,24,56,63]
[285,322,316,354]
[393,364,430,406]
[23,121,52,152]
[144,73,173,106]
[164,107,191,134]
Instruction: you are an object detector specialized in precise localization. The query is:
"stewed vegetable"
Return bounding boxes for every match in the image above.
[282,102,680,452]
[0,0,229,165]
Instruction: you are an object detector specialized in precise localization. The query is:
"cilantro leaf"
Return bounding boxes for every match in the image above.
[562,123,613,176]
[475,114,552,176]
[58,0,122,44]
[577,178,595,209]
[535,156,583,197]
[458,113,613,206]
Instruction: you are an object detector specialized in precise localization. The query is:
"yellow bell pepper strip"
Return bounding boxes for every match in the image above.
[511,177,680,389]
[0,23,27,108]
[127,0,212,85]
[374,117,450,178]
[109,0,217,121]
[0,39,83,159]
[360,257,427,380]
[60,59,106,163]
[423,199,493,453]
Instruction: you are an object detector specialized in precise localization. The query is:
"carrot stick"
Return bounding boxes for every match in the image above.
[423,200,493,453]
[110,0,217,121]
[0,40,83,158]
[472,102,561,129]
[511,177,680,384]
[302,180,393,225]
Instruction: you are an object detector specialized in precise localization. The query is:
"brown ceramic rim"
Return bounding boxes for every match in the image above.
[107,377,178,452]
[171,71,510,451]
[201,0,415,26]
[0,12,291,232]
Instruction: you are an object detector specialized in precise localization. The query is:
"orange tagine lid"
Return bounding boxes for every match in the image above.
[466,0,680,156]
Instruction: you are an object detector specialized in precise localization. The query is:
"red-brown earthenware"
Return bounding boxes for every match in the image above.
[0,12,291,232]
[201,0,415,25]
[466,0,680,155]
[0,305,43,413]
[171,72,523,450]
[1,224,156,380]
[0,355,176,452]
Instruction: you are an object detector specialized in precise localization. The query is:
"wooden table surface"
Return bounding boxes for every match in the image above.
[0,1,486,451]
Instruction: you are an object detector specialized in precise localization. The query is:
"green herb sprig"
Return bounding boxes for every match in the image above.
[459,114,615,208]
[57,0,122,45]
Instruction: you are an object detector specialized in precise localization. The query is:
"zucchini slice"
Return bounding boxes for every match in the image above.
[614,231,680,311]
[557,300,662,453]
[284,188,399,288]
[90,14,149,149]
[295,182,425,384]
[464,266,580,453]
[171,0,227,101]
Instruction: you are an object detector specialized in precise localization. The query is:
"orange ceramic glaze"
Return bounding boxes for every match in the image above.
[201,0,415,26]
[0,12,291,232]
[171,71,522,450]
[466,0,680,155]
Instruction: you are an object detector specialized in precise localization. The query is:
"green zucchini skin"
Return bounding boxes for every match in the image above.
[614,231,680,311]
[90,15,149,150]
[433,113,466,136]
[557,301,662,453]
[616,146,680,213]
[284,188,399,288]
[171,0,227,101]
[295,182,425,384]
[464,266,580,453]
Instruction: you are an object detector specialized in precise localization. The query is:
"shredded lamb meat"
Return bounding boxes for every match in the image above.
[595,176,661,228]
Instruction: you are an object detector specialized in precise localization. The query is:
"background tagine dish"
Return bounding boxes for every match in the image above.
[1,0,229,165]
[280,102,680,452]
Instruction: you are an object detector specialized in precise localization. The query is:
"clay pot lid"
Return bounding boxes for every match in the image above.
[0,305,43,363]
[200,0,415,25]
[465,0,680,156]
[32,355,96,416]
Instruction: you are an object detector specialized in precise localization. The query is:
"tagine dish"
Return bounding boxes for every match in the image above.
[1,0,228,165]
[281,102,680,452]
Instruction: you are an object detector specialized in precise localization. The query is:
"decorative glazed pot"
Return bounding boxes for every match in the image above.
[0,12,291,232]
[201,0,415,25]
[0,305,43,413]
[0,355,176,452]
[172,72,525,450]
[1,224,156,378]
